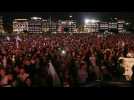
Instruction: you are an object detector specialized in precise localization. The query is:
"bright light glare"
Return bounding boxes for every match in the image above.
[31,17,41,20]
[96,20,100,22]
[91,19,96,23]
[32,17,38,20]
[85,19,90,24]
[61,50,66,55]
[85,19,99,24]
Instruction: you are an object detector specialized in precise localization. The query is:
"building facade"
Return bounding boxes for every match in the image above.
[84,23,99,33]
[50,21,58,33]
[117,20,126,33]
[99,22,109,31]
[98,20,126,33]
[83,18,126,33]
[12,17,127,34]
[84,19,99,33]
[0,16,5,33]
[28,17,43,34]
[58,20,77,33]
[42,19,50,33]
[13,19,28,34]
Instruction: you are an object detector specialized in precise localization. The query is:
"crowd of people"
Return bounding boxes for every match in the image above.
[0,33,134,87]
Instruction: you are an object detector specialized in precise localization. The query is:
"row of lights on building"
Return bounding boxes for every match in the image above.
[84,18,127,33]
[0,16,130,34]
[13,16,77,34]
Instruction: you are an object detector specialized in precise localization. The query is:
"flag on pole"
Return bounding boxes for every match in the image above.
[16,39,19,48]
[48,60,61,87]
[16,35,22,48]
[3,56,7,68]
[16,36,22,41]
[6,36,10,41]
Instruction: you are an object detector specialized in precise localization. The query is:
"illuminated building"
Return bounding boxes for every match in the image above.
[99,22,109,31]
[13,19,28,34]
[98,19,126,33]
[50,20,58,33]
[28,17,43,34]
[58,20,76,33]
[109,22,118,29]
[0,16,5,33]
[117,20,126,33]
[84,19,99,33]
[42,19,50,33]
[42,19,58,33]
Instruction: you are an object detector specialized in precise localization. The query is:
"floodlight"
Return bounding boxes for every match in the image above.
[31,17,41,20]
[85,19,90,24]
[91,19,96,23]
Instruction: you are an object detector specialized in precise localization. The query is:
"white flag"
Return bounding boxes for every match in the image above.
[16,36,22,41]
[3,56,7,68]
[6,36,10,41]
[16,39,19,48]
[48,61,58,79]
[16,36,22,48]
[48,61,61,86]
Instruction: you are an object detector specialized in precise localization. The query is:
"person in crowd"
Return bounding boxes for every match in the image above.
[101,66,112,81]
[115,59,125,81]
[78,61,88,85]
[131,65,134,82]
[0,68,15,87]
[0,33,133,87]
[15,68,32,87]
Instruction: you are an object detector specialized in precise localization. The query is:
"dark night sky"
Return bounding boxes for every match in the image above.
[1,12,134,32]
[2,12,134,20]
